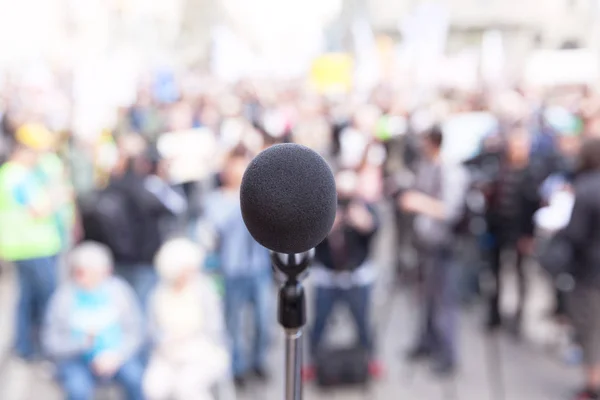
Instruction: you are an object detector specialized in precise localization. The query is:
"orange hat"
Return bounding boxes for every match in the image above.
[15,123,54,151]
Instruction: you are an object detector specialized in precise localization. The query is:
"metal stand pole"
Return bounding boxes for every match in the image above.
[285,329,303,400]
[273,253,311,400]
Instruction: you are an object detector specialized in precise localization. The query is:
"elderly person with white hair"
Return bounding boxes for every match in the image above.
[42,241,145,400]
[143,238,231,400]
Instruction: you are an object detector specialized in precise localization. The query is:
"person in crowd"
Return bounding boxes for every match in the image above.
[140,145,188,247]
[539,111,583,320]
[144,238,231,400]
[66,134,98,196]
[34,136,76,251]
[380,114,418,280]
[483,122,544,335]
[103,141,186,311]
[304,168,382,380]
[400,126,469,375]
[123,89,165,143]
[203,146,272,387]
[337,105,381,170]
[42,242,144,400]
[0,123,67,360]
[84,140,155,311]
[561,138,600,400]
[542,108,583,190]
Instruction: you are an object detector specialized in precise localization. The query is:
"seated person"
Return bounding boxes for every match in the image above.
[42,242,144,400]
[144,238,230,400]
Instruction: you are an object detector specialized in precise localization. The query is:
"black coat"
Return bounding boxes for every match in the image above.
[486,154,552,241]
[564,170,600,285]
[108,173,178,264]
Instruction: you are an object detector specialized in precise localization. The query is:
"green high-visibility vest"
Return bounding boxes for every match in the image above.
[0,162,61,261]
[35,153,75,249]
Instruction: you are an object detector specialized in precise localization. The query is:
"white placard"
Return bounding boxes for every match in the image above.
[442,112,498,163]
[157,128,219,183]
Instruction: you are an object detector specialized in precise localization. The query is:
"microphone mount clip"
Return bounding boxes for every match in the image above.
[271,252,311,331]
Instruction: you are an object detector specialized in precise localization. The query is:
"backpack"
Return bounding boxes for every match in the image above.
[315,345,370,388]
[78,187,138,261]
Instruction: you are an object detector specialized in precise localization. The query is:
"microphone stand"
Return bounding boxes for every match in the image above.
[272,252,312,400]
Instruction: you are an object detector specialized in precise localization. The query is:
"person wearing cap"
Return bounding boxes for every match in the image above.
[0,123,69,359]
[144,238,230,400]
[42,242,144,400]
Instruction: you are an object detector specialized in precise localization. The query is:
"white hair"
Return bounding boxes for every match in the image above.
[68,241,113,271]
[154,238,205,282]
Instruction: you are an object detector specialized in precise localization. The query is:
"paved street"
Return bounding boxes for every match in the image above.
[0,204,583,399]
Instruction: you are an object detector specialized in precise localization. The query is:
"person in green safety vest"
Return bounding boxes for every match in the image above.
[0,123,69,360]
[34,150,76,251]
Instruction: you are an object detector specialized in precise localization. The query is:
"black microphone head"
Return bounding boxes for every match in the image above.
[240,143,337,254]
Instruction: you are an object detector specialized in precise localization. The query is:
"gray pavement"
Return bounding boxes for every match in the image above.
[0,267,581,400]
[0,204,583,399]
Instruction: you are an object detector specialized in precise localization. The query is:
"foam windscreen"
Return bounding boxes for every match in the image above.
[240,143,337,254]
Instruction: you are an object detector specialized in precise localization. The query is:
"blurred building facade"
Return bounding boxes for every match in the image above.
[0,0,597,78]
[370,0,598,51]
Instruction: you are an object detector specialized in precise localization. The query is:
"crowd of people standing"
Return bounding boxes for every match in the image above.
[1,72,600,400]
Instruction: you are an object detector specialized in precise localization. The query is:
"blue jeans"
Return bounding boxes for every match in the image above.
[57,357,144,400]
[114,263,157,365]
[224,273,272,377]
[414,249,458,365]
[310,284,374,358]
[14,255,58,359]
[114,264,157,312]
[457,236,482,304]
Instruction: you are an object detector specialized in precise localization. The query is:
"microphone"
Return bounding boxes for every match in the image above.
[239,143,337,400]
[240,143,337,254]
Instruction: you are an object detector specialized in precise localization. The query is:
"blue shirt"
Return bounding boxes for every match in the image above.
[12,169,70,242]
[69,285,123,362]
[203,190,271,277]
[12,168,44,207]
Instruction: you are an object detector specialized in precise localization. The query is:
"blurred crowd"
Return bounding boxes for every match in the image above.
[2,70,600,400]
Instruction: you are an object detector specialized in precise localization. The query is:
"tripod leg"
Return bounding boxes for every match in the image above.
[285,329,303,400]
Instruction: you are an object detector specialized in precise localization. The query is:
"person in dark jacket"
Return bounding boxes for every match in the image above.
[139,146,188,258]
[484,122,547,334]
[562,138,600,400]
[104,160,158,312]
[103,146,186,311]
[303,169,381,380]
